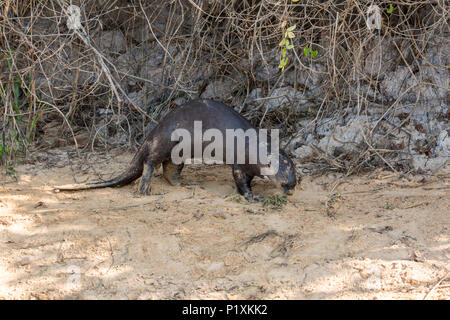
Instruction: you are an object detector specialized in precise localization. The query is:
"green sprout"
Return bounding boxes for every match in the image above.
[303,45,318,59]
[263,194,288,208]
[387,4,394,15]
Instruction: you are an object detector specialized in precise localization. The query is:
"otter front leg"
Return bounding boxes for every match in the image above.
[162,160,184,186]
[232,166,261,202]
[138,162,154,195]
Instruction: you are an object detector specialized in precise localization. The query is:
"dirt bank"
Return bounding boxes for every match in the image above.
[0,148,449,299]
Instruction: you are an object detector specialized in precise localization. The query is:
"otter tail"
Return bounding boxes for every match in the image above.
[54,145,147,192]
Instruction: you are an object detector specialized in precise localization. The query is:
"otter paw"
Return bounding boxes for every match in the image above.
[244,192,263,202]
[252,194,264,202]
[138,182,151,196]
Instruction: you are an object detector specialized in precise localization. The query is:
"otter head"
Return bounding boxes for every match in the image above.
[262,150,297,196]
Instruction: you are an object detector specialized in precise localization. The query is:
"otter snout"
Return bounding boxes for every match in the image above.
[284,188,295,196]
[282,185,295,196]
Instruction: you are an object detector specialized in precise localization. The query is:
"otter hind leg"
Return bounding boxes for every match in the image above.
[138,162,154,195]
[163,160,184,186]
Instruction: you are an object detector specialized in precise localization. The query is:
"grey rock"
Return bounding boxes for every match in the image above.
[173,97,188,106]
[435,130,450,158]
[127,91,146,109]
[285,63,325,89]
[94,30,127,54]
[410,155,448,172]
[252,48,280,81]
[317,118,366,155]
[247,87,310,112]
[364,38,398,78]
[381,66,417,102]
[419,65,448,102]
[128,23,161,44]
[294,145,314,159]
[200,79,235,100]
[380,42,449,103]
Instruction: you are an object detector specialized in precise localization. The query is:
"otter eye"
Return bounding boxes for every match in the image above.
[282,182,294,190]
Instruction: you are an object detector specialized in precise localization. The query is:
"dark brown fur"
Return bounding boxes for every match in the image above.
[54,99,297,201]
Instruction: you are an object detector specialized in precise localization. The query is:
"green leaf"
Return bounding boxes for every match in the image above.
[303,46,310,57]
[387,4,394,15]
[286,25,296,32]
[287,31,295,39]
[279,38,286,47]
[311,50,318,58]
[286,44,294,50]
[278,57,288,70]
